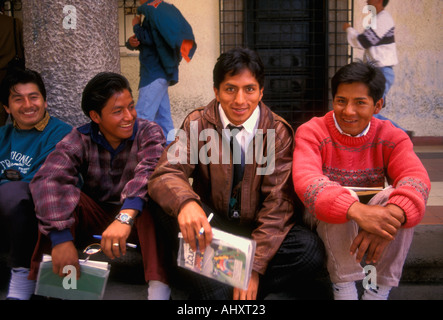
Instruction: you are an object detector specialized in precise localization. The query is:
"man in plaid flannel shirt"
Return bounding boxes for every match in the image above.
[28,72,170,299]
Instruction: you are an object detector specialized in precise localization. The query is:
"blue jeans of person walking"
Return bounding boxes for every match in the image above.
[136,78,175,143]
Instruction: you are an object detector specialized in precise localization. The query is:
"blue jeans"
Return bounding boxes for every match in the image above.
[136,78,174,143]
[381,66,395,99]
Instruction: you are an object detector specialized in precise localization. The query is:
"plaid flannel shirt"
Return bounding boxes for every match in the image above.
[30,118,165,242]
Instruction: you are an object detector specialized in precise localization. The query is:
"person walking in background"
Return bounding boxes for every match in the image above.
[126,0,196,144]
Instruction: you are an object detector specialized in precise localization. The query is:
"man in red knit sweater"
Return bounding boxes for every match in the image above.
[292,61,430,300]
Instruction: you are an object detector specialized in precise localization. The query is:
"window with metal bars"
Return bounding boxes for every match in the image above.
[118,0,139,53]
[3,0,22,18]
[220,0,353,129]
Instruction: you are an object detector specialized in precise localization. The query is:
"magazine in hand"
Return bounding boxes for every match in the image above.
[35,254,110,300]
[177,228,256,290]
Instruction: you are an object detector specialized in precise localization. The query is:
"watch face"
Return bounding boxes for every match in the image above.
[116,213,133,226]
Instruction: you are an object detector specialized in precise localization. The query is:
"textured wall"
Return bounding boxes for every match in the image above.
[353,0,443,136]
[22,0,121,127]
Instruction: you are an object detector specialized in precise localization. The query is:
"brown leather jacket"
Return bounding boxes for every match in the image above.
[148,99,296,274]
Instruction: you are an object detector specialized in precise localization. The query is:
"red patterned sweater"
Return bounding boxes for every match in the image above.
[292,111,431,228]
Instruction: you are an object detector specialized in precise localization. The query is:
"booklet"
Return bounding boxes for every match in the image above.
[343,186,384,192]
[344,186,384,196]
[177,228,256,290]
[35,254,110,300]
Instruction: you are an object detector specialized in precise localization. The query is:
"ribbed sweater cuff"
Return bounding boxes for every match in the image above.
[327,193,358,224]
[388,195,422,228]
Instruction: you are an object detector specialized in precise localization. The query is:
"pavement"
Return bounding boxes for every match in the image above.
[1,139,442,301]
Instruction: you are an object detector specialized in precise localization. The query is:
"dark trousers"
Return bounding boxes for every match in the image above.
[0,181,38,268]
[29,192,168,284]
[151,202,326,300]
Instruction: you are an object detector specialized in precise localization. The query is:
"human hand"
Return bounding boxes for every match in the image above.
[128,34,140,48]
[100,210,135,259]
[350,229,391,264]
[347,202,404,240]
[177,201,213,253]
[233,271,259,300]
[51,241,80,279]
[343,22,351,31]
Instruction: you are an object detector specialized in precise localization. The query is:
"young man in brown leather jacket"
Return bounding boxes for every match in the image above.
[148,48,325,300]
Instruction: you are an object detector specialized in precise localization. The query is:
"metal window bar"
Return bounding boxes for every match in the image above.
[118,0,139,49]
[327,0,354,107]
[219,0,245,52]
[3,0,22,18]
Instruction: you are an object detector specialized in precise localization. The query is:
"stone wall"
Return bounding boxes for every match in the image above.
[22,0,120,126]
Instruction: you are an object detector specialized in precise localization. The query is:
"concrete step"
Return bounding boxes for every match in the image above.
[402,225,443,283]
[389,224,443,300]
[1,224,442,300]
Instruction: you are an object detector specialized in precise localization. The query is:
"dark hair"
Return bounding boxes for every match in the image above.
[383,0,389,7]
[331,61,386,103]
[81,72,132,118]
[0,68,47,106]
[213,47,265,89]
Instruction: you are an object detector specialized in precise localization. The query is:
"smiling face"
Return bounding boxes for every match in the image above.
[89,89,136,149]
[333,82,382,136]
[5,83,47,130]
[214,68,264,126]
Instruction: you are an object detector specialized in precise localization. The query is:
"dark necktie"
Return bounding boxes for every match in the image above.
[227,124,245,186]
[227,124,244,219]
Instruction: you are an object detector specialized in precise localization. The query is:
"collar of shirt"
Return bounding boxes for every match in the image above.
[218,104,260,149]
[333,112,370,138]
[77,120,138,157]
[13,111,50,131]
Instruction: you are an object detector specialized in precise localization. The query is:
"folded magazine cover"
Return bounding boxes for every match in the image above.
[177,228,256,290]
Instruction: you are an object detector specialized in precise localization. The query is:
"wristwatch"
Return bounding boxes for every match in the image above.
[115,212,134,226]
